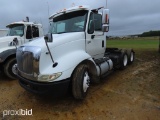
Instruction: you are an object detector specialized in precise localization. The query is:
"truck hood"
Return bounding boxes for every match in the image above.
[22,32,85,52]
[0,36,21,48]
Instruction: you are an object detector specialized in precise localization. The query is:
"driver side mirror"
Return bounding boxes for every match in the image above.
[44,33,53,42]
[102,9,109,32]
[8,38,18,49]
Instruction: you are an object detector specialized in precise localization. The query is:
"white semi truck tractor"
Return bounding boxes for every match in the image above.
[0,21,43,79]
[15,6,135,99]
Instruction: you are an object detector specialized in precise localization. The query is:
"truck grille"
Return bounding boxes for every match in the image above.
[16,46,41,80]
[17,51,33,74]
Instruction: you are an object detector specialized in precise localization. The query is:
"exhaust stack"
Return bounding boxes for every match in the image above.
[26,17,29,22]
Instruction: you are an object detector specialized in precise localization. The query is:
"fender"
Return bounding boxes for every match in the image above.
[0,49,16,63]
[40,50,95,81]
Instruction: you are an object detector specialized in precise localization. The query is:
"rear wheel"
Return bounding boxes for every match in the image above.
[4,58,17,79]
[72,64,90,100]
[120,51,128,69]
[127,49,135,65]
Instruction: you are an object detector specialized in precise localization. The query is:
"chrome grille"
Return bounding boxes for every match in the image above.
[17,51,33,74]
[16,46,41,80]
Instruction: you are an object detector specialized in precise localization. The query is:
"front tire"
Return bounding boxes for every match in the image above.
[72,64,90,100]
[4,58,17,79]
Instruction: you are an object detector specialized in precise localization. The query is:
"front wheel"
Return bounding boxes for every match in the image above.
[72,64,90,100]
[4,58,17,79]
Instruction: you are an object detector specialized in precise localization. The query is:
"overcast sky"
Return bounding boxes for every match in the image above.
[0,0,160,36]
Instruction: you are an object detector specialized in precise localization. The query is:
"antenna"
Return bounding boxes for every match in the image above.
[106,0,107,8]
[46,1,50,30]
[47,2,50,18]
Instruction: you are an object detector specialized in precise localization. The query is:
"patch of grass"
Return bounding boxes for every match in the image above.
[107,37,159,50]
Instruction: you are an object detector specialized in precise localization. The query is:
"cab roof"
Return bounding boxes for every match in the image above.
[6,21,42,27]
[49,5,90,19]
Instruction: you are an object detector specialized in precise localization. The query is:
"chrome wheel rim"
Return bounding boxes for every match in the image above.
[130,52,134,62]
[12,64,17,75]
[123,55,128,66]
[83,71,90,93]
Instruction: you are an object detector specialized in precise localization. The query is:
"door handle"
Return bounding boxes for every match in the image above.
[91,35,95,39]
[102,40,104,47]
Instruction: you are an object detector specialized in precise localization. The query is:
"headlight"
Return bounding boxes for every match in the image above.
[38,72,62,82]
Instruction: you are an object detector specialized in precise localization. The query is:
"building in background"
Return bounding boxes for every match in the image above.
[0,29,7,37]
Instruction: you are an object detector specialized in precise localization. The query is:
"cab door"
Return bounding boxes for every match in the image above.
[85,12,106,59]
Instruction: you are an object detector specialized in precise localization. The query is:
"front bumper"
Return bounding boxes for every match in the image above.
[17,74,71,97]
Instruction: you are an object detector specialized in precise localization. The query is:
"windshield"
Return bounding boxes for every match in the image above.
[49,10,88,34]
[7,24,24,36]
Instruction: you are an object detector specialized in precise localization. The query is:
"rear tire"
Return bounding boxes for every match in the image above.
[72,64,90,100]
[127,49,135,65]
[4,58,17,79]
[120,50,128,70]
